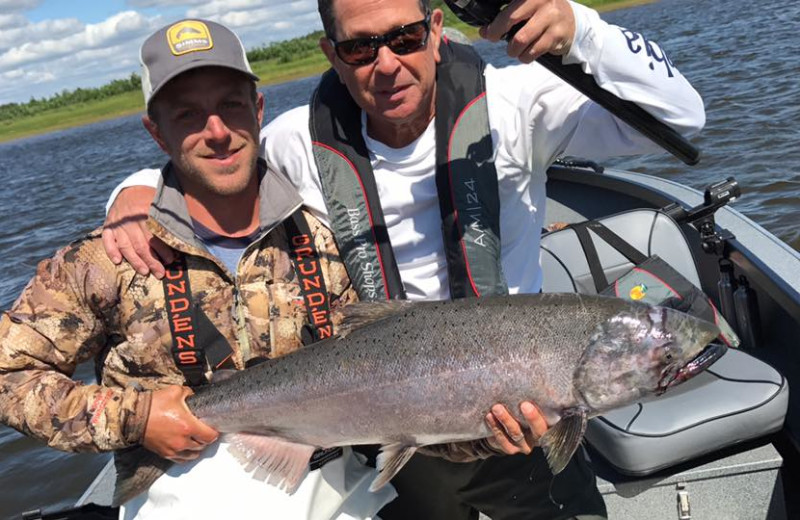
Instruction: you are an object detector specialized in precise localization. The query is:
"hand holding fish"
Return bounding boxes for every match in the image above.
[485,401,548,455]
[143,385,219,463]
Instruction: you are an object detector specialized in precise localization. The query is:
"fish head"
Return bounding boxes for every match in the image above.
[574,304,725,412]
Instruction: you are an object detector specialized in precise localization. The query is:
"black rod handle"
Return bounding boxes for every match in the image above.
[535,53,701,165]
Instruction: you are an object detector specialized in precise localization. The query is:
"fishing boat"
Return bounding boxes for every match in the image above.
[31,160,791,520]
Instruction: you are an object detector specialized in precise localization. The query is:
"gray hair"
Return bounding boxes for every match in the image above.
[318,0,431,40]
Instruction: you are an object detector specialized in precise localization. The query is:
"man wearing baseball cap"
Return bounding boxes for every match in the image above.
[0,19,398,519]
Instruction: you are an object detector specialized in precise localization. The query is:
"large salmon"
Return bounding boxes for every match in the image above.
[114,293,723,505]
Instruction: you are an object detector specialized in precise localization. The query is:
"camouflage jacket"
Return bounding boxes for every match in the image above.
[0,162,356,453]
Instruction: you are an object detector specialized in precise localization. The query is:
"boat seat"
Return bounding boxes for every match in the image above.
[541,209,701,294]
[540,209,789,475]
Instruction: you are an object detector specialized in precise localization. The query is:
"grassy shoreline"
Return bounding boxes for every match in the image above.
[0,0,655,144]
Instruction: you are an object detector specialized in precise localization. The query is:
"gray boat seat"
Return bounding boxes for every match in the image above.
[540,209,789,475]
[541,209,701,294]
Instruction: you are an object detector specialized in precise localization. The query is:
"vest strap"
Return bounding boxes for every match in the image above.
[310,73,405,301]
[285,210,334,343]
[434,42,506,298]
[162,255,236,386]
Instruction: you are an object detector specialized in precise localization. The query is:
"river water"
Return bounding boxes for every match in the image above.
[0,0,798,517]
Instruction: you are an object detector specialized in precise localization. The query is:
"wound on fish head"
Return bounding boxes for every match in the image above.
[574,304,722,412]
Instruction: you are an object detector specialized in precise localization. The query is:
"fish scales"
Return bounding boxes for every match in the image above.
[188,294,675,444]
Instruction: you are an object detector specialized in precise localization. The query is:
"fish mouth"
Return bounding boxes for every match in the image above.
[658,342,727,393]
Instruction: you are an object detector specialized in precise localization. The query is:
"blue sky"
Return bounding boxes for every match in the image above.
[0,0,322,104]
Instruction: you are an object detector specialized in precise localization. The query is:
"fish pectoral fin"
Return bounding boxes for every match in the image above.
[226,433,317,494]
[338,301,415,338]
[112,446,173,507]
[539,409,588,476]
[371,443,418,492]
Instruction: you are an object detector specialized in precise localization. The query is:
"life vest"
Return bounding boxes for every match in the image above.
[309,40,508,301]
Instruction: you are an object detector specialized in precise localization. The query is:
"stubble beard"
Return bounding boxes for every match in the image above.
[176,149,259,198]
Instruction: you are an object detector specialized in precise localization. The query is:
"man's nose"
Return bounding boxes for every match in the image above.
[374,44,402,75]
[204,114,231,141]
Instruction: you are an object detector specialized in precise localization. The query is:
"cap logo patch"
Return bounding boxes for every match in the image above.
[167,20,213,56]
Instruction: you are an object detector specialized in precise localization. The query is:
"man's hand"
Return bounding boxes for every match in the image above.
[485,401,548,455]
[480,0,576,63]
[102,186,172,278]
[143,385,219,463]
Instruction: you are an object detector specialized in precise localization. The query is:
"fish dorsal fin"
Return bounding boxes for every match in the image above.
[226,433,317,493]
[539,409,588,475]
[371,443,418,491]
[338,301,415,338]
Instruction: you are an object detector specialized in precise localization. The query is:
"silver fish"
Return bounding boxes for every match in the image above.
[114,293,723,505]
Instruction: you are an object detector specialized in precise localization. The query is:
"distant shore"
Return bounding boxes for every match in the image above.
[0,0,655,144]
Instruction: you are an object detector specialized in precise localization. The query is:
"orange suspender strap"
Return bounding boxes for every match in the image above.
[163,255,236,386]
[285,211,334,344]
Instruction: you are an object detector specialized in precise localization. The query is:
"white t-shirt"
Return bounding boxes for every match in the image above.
[108,2,704,516]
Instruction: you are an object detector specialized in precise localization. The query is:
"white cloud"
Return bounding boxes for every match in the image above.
[125,0,205,7]
[0,11,156,70]
[0,0,41,12]
[1,67,53,83]
[0,13,26,29]
[185,0,320,45]
[0,18,84,54]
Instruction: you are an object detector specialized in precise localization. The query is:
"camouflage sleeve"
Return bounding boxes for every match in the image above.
[417,439,503,462]
[0,234,150,453]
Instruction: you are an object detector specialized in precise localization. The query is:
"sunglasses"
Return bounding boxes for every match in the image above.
[331,13,431,66]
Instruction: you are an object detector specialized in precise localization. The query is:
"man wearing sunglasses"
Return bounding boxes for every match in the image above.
[104,0,704,518]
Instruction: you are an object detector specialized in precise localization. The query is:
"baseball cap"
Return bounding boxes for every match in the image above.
[140,19,259,107]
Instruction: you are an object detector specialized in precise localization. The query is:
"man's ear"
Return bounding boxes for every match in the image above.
[142,115,169,154]
[319,37,346,83]
[255,91,265,127]
[319,37,336,68]
[430,8,445,64]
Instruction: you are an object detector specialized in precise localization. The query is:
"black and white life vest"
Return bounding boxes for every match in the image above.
[309,40,508,301]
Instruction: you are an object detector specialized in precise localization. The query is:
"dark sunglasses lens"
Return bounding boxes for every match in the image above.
[336,39,376,65]
[387,21,429,55]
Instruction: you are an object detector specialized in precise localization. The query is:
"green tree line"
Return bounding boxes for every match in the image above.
[0,74,143,122]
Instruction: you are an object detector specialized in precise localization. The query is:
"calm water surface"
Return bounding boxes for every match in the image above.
[1,0,798,517]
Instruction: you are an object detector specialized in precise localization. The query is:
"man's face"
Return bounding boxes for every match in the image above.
[144,67,264,198]
[321,0,443,137]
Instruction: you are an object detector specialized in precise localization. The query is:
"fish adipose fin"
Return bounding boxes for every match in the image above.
[112,446,173,506]
[371,443,418,491]
[226,433,317,494]
[539,409,588,475]
[338,301,415,338]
